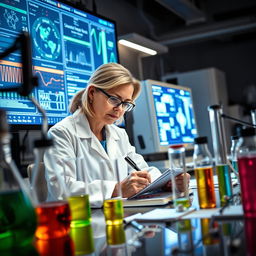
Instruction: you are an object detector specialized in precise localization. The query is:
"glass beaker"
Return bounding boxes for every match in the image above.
[168,145,190,211]
[35,234,74,256]
[34,148,71,240]
[0,109,36,250]
[70,223,95,256]
[62,156,92,228]
[102,159,124,226]
[237,127,256,218]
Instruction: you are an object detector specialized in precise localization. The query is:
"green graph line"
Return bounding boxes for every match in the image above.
[90,28,107,63]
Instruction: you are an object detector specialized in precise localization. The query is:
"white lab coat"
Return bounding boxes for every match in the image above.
[44,109,161,207]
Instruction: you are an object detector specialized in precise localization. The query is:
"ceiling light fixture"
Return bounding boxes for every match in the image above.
[118,33,168,56]
[119,39,157,55]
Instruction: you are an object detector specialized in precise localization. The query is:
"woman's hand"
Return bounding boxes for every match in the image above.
[112,170,151,198]
[163,173,190,192]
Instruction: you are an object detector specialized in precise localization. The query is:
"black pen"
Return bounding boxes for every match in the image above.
[124,156,141,171]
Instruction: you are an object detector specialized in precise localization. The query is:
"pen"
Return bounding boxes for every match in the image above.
[124,156,141,171]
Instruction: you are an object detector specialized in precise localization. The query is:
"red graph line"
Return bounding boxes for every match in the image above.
[35,70,63,87]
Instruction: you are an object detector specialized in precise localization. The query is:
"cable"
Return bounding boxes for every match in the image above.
[221,113,256,128]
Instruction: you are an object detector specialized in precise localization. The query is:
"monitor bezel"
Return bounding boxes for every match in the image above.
[143,79,198,152]
[2,0,119,132]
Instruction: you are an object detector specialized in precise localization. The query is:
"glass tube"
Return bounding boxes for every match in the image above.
[208,105,233,206]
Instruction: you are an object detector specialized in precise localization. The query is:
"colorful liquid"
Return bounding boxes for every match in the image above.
[103,199,124,225]
[0,190,36,250]
[216,164,233,206]
[238,155,256,217]
[70,224,94,255]
[174,197,190,210]
[35,201,71,240]
[68,194,91,227]
[200,218,219,245]
[35,235,74,256]
[106,224,126,245]
[195,167,216,209]
[222,223,231,236]
[244,218,256,256]
[177,219,192,233]
[232,160,239,175]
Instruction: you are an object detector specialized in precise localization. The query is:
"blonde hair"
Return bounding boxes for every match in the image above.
[69,63,141,118]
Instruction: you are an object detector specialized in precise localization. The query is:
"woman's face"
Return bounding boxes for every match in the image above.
[89,83,134,125]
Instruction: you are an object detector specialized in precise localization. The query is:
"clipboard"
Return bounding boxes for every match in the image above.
[128,168,183,200]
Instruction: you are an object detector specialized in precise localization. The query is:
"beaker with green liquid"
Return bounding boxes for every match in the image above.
[0,110,36,250]
[102,159,124,226]
[62,157,92,228]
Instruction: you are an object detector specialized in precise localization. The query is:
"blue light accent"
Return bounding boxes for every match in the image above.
[0,0,118,126]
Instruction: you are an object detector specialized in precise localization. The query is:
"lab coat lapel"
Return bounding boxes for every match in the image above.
[72,110,109,160]
[105,125,120,159]
[90,134,109,160]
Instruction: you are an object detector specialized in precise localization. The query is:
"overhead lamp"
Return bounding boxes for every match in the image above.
[118,33,168,56]
[119,39,157,55]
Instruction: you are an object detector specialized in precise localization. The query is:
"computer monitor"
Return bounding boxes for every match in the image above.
[133,80,197,155]
[0,0,118,129]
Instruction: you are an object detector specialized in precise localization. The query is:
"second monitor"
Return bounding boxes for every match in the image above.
[132,79,197,155]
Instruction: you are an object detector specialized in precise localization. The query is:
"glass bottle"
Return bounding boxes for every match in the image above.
[168,145,190,211]
[193,136,216,209]
[0,110,36,250]
[230,135,239,177]
[251,109,256,126]
[237,127,256,218]
[208,105,233,206]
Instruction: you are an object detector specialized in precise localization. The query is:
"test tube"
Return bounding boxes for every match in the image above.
[208,105,233,206]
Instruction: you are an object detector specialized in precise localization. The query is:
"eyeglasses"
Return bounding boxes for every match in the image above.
[97,88,135,112]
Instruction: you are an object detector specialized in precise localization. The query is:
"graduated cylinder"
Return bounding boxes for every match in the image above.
[208,105,232,206]
[193,137,216,209]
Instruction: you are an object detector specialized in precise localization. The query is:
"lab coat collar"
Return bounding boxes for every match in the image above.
[72,109,120,159]
[72,109,120,141]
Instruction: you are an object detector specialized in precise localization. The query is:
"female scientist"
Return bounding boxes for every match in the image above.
[44,63,189,207]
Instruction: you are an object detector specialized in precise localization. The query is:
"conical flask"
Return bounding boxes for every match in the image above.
[0,110,36,250]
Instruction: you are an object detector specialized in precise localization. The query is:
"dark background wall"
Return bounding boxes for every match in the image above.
[72,0,256,112]
[142,36,256,109]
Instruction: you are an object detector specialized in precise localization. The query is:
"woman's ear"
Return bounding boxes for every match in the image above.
[87,85,96,103]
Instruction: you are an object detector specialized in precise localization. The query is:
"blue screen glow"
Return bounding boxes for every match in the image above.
[152,84,197,146]
[0,0,118,126]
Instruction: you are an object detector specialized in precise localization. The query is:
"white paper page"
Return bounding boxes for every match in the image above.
[135,207,196,222]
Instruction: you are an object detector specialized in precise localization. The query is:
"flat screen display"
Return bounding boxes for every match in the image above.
[151,84,197,146]
[0,0,118,127]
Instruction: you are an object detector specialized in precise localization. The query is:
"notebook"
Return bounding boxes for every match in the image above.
[122,192,173,207]
[128,168,183,200]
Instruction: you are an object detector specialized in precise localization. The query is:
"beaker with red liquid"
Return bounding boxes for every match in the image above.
[32,148,72,240]
[237,127,256,218]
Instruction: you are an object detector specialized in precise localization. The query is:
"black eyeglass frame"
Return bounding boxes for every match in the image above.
[97,88,135,112]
